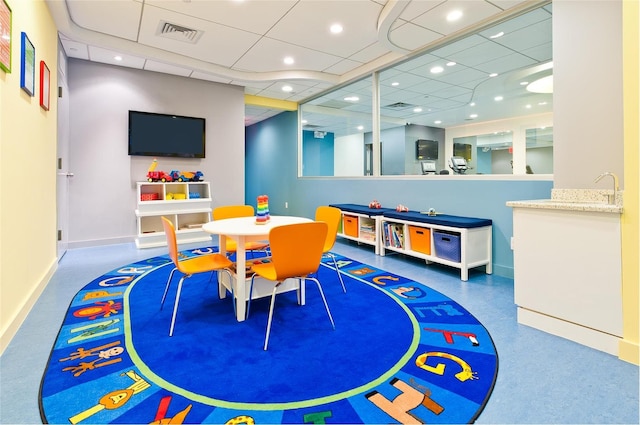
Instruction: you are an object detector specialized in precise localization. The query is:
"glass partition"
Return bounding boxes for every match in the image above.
[300,3,553,177]
[300,77,373,177]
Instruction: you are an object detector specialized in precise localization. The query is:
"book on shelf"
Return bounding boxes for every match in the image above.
[383,222,404,248]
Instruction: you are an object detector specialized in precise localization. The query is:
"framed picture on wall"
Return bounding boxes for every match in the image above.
[0,0,11,73]
[20,32,35,96]
[40,61,50,110]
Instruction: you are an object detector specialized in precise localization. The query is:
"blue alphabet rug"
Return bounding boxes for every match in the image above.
[39,248,498,424]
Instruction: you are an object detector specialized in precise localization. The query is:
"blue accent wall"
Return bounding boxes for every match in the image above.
[246,111,553,278]
[302,130,334,176]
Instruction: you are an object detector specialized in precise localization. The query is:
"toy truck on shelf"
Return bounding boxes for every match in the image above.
[170,170,204,182]
[145,159,203,182]
[147,170,173,182]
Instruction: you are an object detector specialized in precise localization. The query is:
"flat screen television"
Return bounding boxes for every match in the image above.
[128,110,206,158]
[416,139,438,160]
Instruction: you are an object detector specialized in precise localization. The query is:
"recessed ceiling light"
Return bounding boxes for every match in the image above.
[283,56,294,65]
[489,73,498,77]
[490,31,504,39]
[520,81,528,85]
[525,104,532,109]
[413,107,422,113]
[430,66,444,74]
[391,82,399,86]
[344,96,359,102]
[282,85,293,92]
[330,23,343,34]
[301,119,308,124]
[434,120,442,124]
[470,114,478,119]
[114,55,122,61]
[446,61,456,66]
[469,102,476,106]
[538,101,548,106]
[447,10,463,22]
[357,125,364,130]
[494,96,503,101]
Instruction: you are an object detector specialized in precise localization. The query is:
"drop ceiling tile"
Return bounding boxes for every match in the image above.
[388,22,443,51]
[479,7,551,38]
[445,40,514,68]
[137,4,261,68]
[520,43,552,62]
[60,39,90,60]
[474,53,537,75]
[233,37,343,73]
[399,0,446,21]
[264,0,384,58]
[88,46,146,69]
[143,60,192,77]
[433,66,490,86]
[66,0,142,41]
[429,34,486,58]
[350,42,394,64]
[323,58,365,75]
[411,0,503,36]
[495,22,552,53]
[403,78,451,94]
[145,0,297,35]
[190,72,233,84]
[486,0,529,11]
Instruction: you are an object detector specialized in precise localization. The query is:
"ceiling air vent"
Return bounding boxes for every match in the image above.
[383,102,414,110]
[157,21,203,44]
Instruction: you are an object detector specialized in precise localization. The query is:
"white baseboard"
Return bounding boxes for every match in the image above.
[68,235,135,249]
[517,307,620,357]
[0,259,58,356]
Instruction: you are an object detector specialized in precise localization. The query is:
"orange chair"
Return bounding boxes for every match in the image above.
[247,222,335,350]
[212,205,270,257]
[315,205,347,293]
[160,217,235,336]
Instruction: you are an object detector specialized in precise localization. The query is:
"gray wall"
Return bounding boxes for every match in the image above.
[553,0,624,189]
[67,60,246,247]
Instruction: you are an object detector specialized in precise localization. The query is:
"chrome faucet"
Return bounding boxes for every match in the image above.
[594,172,619,204]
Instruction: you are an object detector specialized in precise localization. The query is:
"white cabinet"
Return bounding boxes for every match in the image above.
[511,206,623,355]
[135,182,212,248]
[379,217,492,281]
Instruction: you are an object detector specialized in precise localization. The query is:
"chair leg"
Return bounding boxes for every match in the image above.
[329,253,347,293]
[264,282,282,351]
[169,275,189,337]
[222,269,236,318]
[308,277,336,330]
[247,273,257,319]
[160,267,178,310]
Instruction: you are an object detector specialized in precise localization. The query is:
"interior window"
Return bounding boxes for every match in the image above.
[300,4,553,177]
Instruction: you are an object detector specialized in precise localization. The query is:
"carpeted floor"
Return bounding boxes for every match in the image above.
[39,247,498,424]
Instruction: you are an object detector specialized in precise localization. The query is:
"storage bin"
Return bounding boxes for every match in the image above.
[140,193,159,201]
[409,226,431,255]
[343,215,358,237]
[433,231,461,262]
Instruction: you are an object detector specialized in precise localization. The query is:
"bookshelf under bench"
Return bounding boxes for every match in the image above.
[329,204,394,255]
[381,211,492,281]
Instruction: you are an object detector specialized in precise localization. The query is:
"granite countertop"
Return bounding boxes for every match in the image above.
[506,189,623,214]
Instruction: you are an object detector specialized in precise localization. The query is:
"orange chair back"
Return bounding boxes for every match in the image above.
[315,206,342,252]
[268,222,328,280]
[213,205,255,220]
[161,217,181,268]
